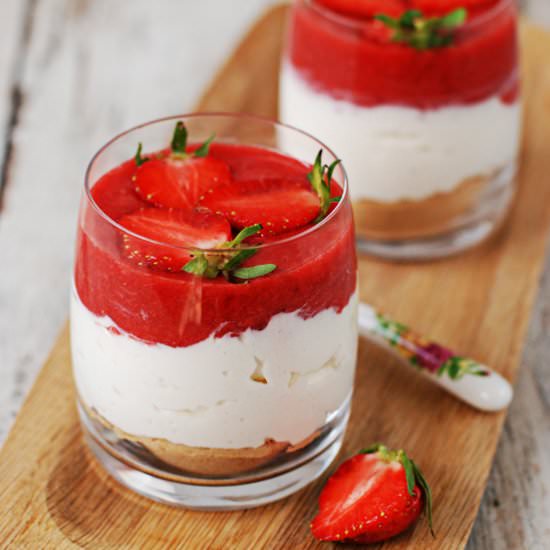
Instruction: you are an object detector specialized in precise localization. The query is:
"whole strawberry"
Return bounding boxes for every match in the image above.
[310,443,433,544]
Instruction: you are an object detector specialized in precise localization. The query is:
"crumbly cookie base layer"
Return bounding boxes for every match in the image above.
[87,406,320,477]
[354,174,490,241]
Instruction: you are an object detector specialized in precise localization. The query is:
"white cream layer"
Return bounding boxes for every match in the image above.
[71,290,358,449]
[279,63,521,202]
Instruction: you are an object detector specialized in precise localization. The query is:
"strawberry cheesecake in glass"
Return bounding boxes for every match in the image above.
[280,0,521,259]
[71,114,358,509]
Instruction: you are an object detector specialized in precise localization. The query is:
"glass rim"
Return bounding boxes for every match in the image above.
[84,112,350,253]
[303,0,516,33]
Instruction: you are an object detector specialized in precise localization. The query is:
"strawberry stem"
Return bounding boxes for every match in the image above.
[134,143,149,167]
[375,8,467,50]
[182,224,277,282]
[193,134,216,158]
[169,121,217,159]
[308,150,341,223]
[171,121,188,155]
[183,255,212,277]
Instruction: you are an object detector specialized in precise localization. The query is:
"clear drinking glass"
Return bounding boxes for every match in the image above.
[280,0,521,259]
[71,113,358,509]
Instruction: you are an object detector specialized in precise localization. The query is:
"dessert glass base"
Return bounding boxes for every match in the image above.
[78,397,350,510]
[355,162,516,261]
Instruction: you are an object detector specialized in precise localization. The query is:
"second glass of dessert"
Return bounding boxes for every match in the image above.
[280,0,521,259]
[71,114,358,509]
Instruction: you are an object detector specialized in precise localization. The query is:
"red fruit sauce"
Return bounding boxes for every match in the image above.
[286,0,519,108]
[74,143,357,347]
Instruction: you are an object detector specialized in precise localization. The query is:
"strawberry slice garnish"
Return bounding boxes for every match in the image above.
[199,151,342,236]
[134,156,231,210]
[199,179,321,237]
[311,443,433,544]
[133,122,231,209]
[118,207,232,272]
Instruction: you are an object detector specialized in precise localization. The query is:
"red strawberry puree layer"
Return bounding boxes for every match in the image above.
[287,0,518,108]
[74,143,357,348]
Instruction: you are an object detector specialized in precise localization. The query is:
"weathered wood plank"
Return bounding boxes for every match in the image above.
[468,245,550,550]
[0,0,37,442]
[467,19,550,550]
[0,0,29,201]
[523,0,550,27]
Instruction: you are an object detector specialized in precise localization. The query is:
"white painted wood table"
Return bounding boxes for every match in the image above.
[0,1,549,548]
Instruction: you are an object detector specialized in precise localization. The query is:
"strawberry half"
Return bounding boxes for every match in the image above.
[118,207,232,272]
[133,122,231,209]
[134,156,231,210]
[199,179,321,236]
[311,443,433,544]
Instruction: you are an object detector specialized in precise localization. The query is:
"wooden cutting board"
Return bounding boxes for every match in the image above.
[1,5,549,549]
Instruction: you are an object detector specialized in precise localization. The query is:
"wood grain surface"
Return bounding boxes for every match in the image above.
[1,5,550,549]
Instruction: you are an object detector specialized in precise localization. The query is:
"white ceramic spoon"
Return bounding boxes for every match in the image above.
[358,302,513,412]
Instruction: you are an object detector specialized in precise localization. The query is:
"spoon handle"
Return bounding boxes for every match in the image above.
[358,302,513,412]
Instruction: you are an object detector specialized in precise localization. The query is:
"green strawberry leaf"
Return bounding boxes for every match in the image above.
[182,224,276,283]
[183,255,208,276]
[134,142,149,167]
[308,150,341,223]
[359,443,385,455]
[193,134,216,158]
[375,14,399,29]
[375,7,467,50]
[399,9,422,28]
[227,224,264,247]
[412,460,434,536]
[232,264,277,280]
[223,248,258,271]
[440,7,467,28]
[400,450,416,497]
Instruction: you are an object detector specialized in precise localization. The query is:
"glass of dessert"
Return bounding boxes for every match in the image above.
[71,113,358,509]
[280,0,521,259]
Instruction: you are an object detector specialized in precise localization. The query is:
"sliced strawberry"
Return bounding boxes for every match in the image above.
[315,0,405,18]
[311,444,432,544]
[199,179,320,236]
[118,208,232,272]
[134,156,231,210]
[206,144,310,182]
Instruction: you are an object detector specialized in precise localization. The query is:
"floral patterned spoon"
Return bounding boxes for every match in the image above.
[358,303,513,412]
